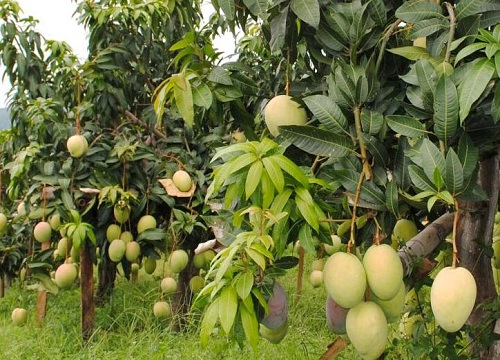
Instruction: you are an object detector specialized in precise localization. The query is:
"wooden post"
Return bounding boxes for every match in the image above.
[81,239,95,342]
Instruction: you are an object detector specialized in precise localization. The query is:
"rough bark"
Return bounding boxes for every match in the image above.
[36,240,51,325]
[457,152,500,359]
[0,275,4,298]
[81,240,95,342]
[96,257,116,305]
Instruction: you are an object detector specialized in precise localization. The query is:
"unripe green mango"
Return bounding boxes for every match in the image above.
[55,263,78,289]
[363,244,403,300]
[143,257,157,274]
[108,239,126,263]
[323,252,366,309]
[493,237,500,269]
[431,266,476,332]
[168,249,189,273]
[370,280,406,323]
[346,301,388,360]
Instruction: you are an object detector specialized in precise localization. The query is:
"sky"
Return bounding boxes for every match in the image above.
[0,0,235,108]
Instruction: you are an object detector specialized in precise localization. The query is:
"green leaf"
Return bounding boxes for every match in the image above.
[33,273,59,295]
[419,138,446,182]
[298,224,315,254]
[269,5,288,52]
[242,0,268,19]
[334,170,386,208]
[235,270,254,300]
[408,165,437,191]
[362,134,389,168]
[492,78,500,123]
[219,286,238,335]
[361,109,384,135]
[214,246,239,283]
[454,43,487,65]
[219,0,235,20]
[387,46,431,61]
[455,0,500,21]
[192,82,213,109]
[415,59,436,108]
[458,58,495,122]
[262,157,284,193]
[270,188,293,214]
[457,134,478,180]
[366,0,387,26]
[291,0,320,29]
[245,160,263,200]
[245,247,266,269]
[394,137,412,190]
[445,148,464,195]
[433,75,458,145]
[295,187,319,231]
[280,125,354,158]
[208,66,233,85]
[395,0,443,23]
[386,115,427,137]
[385,180,399,216]
[410,18,449,39]
[172,73,194,127]
[272,154,309,188]
[240,296,259,351]
[200,297,220,346]
[303,95,349,134]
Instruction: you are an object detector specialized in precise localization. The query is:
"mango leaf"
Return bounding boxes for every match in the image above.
[492,80,500,123]
[385,180,399,216]
[219,0,235,20]
[295,187,319,231]
[454,43,487,65]
[366,0,387,26]
[280,125,354,158]
[172,73,194,127]
[192,82,213,109]
[245,247,266,269]
[303,95,349,134]
[445,148,464,195]
[362,134,388,168]
[32,273,59,295]
[298,224,315,254]
[262,157,284,193]
[240,296,259,351]
[334,169,386,208]
[386,115,427,137]
[415,59,436,108]
[269,5,288,52]
[272,154,309,188]
[410,18,449,39]
[455,0,500,21]
[235,270,254,300]
[394,137,412,190]
[458,134,479,180]
[208,66,233,85]
[245,160,263,200]
[361,109,384,135]
[408,165,437,191]
[291,0,320,29]
[219,286,238,335]
[388,46,431,61]
[458,58,495,122]
[433,75,458,144]
[395,0,443,23]
[419,138,446,182]
[200,297,220,346]
[242,0,268,19]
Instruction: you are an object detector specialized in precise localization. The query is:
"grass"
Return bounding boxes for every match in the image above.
[0,256,356,360]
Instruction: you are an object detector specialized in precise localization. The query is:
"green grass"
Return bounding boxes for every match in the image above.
[0,259,356,360]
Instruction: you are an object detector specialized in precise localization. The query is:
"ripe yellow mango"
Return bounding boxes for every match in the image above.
[323,252,366,309]
[363,244,403,300]
[430,266,476,332]
[346,301,388,360]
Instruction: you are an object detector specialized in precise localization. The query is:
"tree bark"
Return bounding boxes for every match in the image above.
[457,152,500,359]
[0,274,4,298]
[96,257,116,305]
[36,241,51,326]
[81,240,95,342]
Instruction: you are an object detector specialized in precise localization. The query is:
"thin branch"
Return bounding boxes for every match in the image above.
[375,19,402,74]
[347,170,366,253]
[444,2,457,64]
[123,109,166,139]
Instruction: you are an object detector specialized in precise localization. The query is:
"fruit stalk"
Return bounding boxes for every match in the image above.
[452,199,459,268]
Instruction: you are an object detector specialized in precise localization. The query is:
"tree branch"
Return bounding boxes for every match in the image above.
[122,109,166,139]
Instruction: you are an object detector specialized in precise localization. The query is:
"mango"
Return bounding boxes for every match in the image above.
[430,266,476,332]
[125,241,140,262]
[346,301,388,360]
[160,276,177,295]
[55,263,78,289]
[325,296,348,334]
[137,215,157,233]
[153,301,171,318]
[323,252,366,308]
[370,280,406,323]
[309,270,323,288]
[34,221,52,243]
[363,244,403,300]
[259,318,288,344]
[143,257,157,274]
[261,281,288,329]
[11,308,28,326]
[168,249,189,273]
[108,239,126,262]
[264,95,307,137]
[172,170,193,192]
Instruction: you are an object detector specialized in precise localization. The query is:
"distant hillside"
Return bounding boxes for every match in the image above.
[0,108,10,129]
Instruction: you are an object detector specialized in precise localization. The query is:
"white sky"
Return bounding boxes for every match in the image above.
[0,0,236,108]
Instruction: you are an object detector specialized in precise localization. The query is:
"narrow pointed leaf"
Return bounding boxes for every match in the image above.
[280,125,354,158]
[242,0,268,19]
[385,180,399,216]
[245,160,263,199]
[219,286,238,335]
[458,58,495,122]
[262,157,284,193]
[272,154,309,188]
[455,0,500,21]
[410,18,449,39]
[457,134,479,180]
[386,115,427,137]
[192,82,213,109]
[433,75,458,144]
[366,0,387,26]
[419,139,446,182]
[395,0,443,23]
[240,297,259,350]
[415,59,436,107]
[445,148,464,195]
[408,165,437,191]
[235,270,254,300]
[200,297,220,346]
[334,170,386,207]
[219,0,235,20]
[303,95,349,134]
[298,224,315,254]
[172,74,194,127]
[387,46,431,61]
[291,0,320,29]
[394,137,412,190]
[361,109,384,135]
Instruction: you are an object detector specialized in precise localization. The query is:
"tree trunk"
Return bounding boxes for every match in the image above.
[457,152,500,359]
[36,241,51,325]
[0,274,4,298]
[80,240,95,342]
[96,257,116,305]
